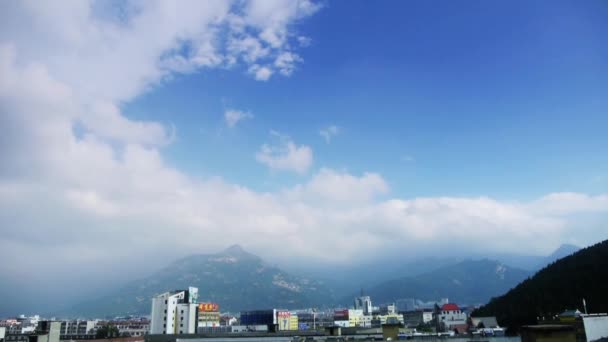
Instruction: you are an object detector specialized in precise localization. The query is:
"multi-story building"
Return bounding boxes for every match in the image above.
[437,303,467,331]
[396,298,416,312]
[219,316,237,327]
[354,296,372,315]
[403,310,434,328]
[4,316,41,335]
[238,309,298,332]
[379,303,396,315]
[197,303,220,328]
[150,287,199,335]
[0,320,20,335]
[239,310,277,332]
[333,309,368,328]
[59,320,97,337]
[371,314,404,328]
[276,311,298,331]
[5,321,61,342]
[113,320,150,337]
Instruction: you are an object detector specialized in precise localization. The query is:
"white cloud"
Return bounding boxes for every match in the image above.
[297,36,312,47]
[224,109,253,128]
[401,155,415,162]
[319,125,339,143]
[286,168,389,204]
[1,0,608,311]
[0,0,324,293]
[243,0,322,48]
[256,131,313,174]
[248,64,274,81]
[274,51,302,76]
[529,192,608,215]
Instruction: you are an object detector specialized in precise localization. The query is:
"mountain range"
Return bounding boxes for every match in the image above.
[489,243,581,271]
[354,259,530,306]
[61,243,580,317]
[67,245,335,317]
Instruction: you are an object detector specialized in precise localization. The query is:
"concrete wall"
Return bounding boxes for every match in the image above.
[582,315,608,342]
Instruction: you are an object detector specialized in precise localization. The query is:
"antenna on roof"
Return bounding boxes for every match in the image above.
[583,298,588,314]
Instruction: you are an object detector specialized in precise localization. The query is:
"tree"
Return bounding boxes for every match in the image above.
[96,325,120,339]
[472,239,608,334]
[416,323,433,333]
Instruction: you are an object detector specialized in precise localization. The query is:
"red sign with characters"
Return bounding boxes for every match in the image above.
[334,310,349,319]
[198,302,219,312]
[277,311,291,318]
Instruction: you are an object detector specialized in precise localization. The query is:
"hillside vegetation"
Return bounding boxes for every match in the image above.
[473,239,608,332]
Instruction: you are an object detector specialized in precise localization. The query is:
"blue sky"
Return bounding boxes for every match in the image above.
[125,0,608,199]
[1,0,608,313]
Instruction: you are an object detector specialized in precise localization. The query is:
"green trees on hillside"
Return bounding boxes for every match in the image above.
[473,239,608,333]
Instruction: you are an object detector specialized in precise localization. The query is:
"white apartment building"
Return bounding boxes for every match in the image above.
[353,296,372,315]
[150,287,198,335]
[59,320,97,336]
[422,311,434,324]
[437,303,467,329]
[113,321,150,337]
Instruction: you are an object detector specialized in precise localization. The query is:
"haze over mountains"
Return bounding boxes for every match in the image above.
[49,243,581,318]
[356,259,530,306]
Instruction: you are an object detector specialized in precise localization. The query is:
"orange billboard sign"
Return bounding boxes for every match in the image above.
[198,302,219,312]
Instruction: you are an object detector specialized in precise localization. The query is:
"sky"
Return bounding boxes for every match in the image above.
[0,0,607,314]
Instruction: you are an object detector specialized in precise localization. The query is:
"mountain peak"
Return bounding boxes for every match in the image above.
[223,244,244,253]
[220,244,253,258]
[544,244,580,264]
[554,243,580,254]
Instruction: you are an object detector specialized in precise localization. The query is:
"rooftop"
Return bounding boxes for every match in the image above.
[441,304,460,311]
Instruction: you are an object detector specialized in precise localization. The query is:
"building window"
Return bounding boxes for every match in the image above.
[165,300,167,304]
[180,324,183,327]
[163,324,166,328]
[164,309,167,313]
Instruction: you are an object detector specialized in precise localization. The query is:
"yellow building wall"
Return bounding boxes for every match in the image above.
[277,313,299,331]
[289,315,298,330]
